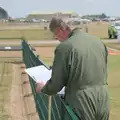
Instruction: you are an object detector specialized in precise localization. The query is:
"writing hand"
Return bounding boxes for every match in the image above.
[36,82,45,93]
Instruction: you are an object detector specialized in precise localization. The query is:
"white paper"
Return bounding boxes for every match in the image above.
[25,65,65,94]
[25,65,52,84]
[58,87,65,95]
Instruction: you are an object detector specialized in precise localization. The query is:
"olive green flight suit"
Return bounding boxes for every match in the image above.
[42,29,109,120]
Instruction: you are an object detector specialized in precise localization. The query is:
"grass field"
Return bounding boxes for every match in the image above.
[0,22,119,119]
[0,22,109,40]
[0,55,119,120]
[108,55,120,120]
[0,62,13,120]
[0,29,53,40]
[105,43,120,50]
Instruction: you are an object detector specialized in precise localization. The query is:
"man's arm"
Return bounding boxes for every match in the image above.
[41,44,70,95]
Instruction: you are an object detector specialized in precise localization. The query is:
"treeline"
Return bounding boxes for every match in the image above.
[82,13,107,20]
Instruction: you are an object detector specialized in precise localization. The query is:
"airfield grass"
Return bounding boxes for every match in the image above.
[0,62,13,120]
[0,22,109,40]
[0,42,119,120]
[0,55,120,120]
[105,43,120,50]
[0,22,119,120]
[0,29,53,40]
[107,55,120,120]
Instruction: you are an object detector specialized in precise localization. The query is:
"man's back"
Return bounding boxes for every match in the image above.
[59,29,109,120]
[64,29,108,89]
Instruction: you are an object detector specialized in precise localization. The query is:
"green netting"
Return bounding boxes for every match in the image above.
[22,40,79,120]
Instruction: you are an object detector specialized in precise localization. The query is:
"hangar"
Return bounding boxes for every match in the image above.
[0,7,8,19]
[26,11,79,22]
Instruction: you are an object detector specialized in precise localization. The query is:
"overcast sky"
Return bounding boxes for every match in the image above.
[0,0,119,18]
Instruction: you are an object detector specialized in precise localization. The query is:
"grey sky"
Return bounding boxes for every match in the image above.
[0,0,119,18]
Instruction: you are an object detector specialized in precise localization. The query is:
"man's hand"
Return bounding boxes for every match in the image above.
[36,82,45,93]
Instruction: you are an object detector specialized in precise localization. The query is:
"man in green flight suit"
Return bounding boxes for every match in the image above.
[36,17,110,120]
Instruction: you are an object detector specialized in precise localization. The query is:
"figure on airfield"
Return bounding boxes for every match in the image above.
[36,17,110,120]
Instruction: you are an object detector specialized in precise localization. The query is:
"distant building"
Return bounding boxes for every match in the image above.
[0,7,8,19]
[26,11,79,22]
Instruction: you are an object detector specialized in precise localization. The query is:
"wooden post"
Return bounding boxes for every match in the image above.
[48,96,52,120]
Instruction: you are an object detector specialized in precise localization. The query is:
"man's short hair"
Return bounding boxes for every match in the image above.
[49,17,63,32]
